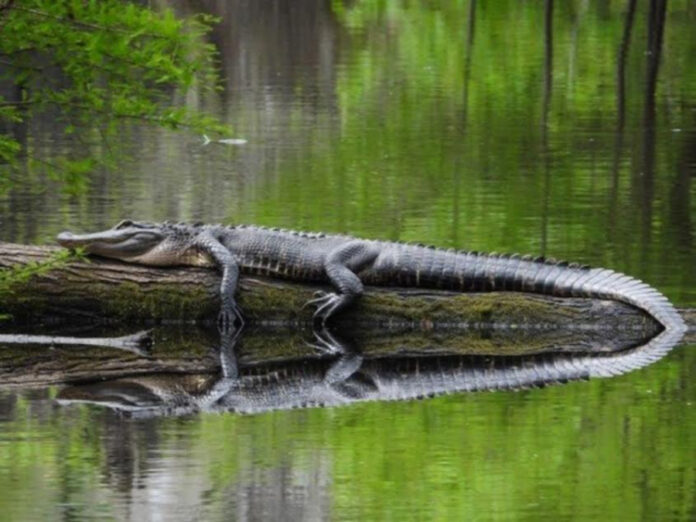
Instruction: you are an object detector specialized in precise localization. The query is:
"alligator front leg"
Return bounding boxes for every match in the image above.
[307,241,379,325]
[196,233,244,332]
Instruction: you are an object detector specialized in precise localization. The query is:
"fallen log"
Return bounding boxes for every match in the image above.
[0,242,672,334]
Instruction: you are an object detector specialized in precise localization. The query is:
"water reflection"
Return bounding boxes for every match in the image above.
[2,325,677,520]
[0,323,692,520]
[55,324,685,418]
[0,315,667,389]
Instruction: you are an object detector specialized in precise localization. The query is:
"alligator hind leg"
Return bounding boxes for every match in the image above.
[307,241,379,325]
[308,326,373,397]
[308,324,356,354]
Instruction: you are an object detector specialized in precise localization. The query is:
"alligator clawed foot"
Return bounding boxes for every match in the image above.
[301,290,336,323]
[302,290,329,310]
[217,302,245,334]
[306,325,350,355]
[307,292,345,326]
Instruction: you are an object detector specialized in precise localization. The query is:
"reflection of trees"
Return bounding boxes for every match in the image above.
[452,0,477,246]
[674,123,695,212]
[228,454,332,521]
[102,420,332,520]
[636,0,667,265]
[540,0,553,255]
[668,127,694,280]
[616,0,637,132]
[645,0,667,105]
[461,0,477,125]
[101,415,157,493]
[608,0,637,240]
[208,0,338,106]
[173,0,341,124]
[128,0,346,225]
[0,391,17,420]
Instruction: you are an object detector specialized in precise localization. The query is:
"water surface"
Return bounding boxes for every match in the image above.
[1,1,695,520]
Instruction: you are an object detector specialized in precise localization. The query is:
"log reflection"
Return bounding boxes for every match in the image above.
[55,323,685,419]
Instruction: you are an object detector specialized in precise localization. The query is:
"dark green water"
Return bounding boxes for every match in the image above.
[1,1,695,520]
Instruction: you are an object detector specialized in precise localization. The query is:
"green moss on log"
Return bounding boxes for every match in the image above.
[100,282,217,322]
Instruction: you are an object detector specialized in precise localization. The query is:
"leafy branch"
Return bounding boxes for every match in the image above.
[0,0,225,193]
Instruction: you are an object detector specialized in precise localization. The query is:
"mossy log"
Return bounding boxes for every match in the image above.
[0,241,680,332]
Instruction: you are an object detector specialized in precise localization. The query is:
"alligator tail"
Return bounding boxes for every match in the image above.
[464,258,687,381]
[454,252,687,334]
[379,326,685,399]
[557,266,686,334]
[391,246,686,335]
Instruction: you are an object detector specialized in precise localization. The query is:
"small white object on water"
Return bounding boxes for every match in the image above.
[202,134,248,146]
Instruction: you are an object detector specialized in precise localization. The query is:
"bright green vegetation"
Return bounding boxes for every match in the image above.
[0,248,85,321]
[0,0,223,193]
[0,248,82,294]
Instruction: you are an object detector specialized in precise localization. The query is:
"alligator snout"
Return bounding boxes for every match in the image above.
[57,229,122,247]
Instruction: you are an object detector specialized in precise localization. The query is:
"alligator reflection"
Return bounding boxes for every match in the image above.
[56,325,685,418]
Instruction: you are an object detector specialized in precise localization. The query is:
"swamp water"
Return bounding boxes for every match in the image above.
[1,2,695,520]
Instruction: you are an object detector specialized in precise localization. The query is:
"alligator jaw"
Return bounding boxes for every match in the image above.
[56,226,167,261]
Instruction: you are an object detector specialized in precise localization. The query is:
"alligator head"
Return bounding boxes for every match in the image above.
[56,374,222,417]
[57,220,211,266]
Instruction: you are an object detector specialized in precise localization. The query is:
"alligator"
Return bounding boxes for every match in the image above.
[56,324,685,418]
[56,220,687,333]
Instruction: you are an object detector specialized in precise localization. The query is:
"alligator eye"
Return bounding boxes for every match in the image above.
[114,219,134,229]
